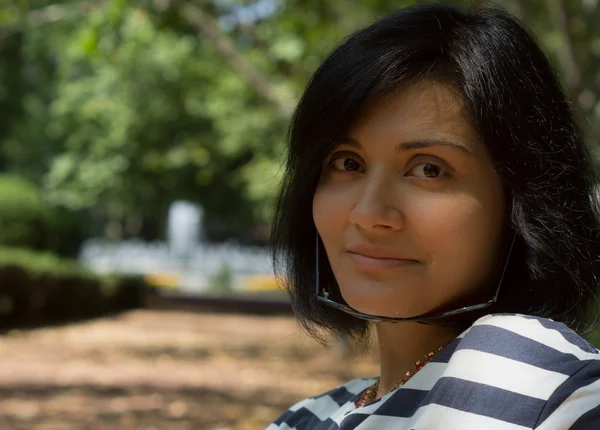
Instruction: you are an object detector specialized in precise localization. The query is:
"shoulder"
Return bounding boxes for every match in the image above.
[266,378,375,430]
[460,313,600,358]
[450,314,600,382]
[439,313,600,428]
[534,357,600,429]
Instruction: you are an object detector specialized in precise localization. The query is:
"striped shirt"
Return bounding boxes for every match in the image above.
[267,314,600,429]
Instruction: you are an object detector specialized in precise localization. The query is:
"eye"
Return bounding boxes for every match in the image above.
[408,162,445,179]
[330,156,364,173]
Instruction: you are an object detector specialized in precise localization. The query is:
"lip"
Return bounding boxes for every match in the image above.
[344,243,419,270]
[345,243,416,260]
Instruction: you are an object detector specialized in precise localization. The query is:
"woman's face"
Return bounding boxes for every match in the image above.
[312,80,507,318]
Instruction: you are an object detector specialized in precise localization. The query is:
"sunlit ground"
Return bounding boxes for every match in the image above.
[0,310,378,429]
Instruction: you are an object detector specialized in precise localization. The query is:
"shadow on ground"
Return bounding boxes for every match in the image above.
[0,310,378,430]
[0,384,294,430]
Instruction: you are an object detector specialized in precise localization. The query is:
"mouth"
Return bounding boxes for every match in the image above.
[343,243,420,271]
[345,251,418,270]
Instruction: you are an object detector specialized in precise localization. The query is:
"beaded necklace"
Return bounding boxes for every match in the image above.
[355,345,445,408]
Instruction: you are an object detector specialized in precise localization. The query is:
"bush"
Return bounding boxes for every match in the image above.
[44,207,91,258]
[208,264,234,292]
[0,247,83,275]
[0,175,53,249]
[0,247,148,329]
[0,175,88,257]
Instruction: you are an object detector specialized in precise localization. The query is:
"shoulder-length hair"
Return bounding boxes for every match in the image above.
[271,2,600,342]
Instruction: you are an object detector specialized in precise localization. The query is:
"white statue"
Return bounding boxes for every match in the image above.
[167,201,203,262]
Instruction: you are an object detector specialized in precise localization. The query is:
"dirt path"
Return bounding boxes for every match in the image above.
[0,310,378,429]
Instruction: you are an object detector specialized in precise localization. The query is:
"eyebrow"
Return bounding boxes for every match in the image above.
[339,137,474,155]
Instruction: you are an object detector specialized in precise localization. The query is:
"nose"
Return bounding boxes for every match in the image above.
[348,171,404,232]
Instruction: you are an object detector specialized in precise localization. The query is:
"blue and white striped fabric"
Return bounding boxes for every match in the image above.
[266,314,600,429]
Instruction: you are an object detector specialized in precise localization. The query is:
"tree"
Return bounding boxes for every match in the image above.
[0,0,599,244]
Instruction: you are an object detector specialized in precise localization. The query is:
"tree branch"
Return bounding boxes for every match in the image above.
[1,2,295,116]
[26,4,70,26]
[0,2,93,40]
[501,0,528,21]
[551,0,581,95]
[181,3,294,118]
[582,0,600,97]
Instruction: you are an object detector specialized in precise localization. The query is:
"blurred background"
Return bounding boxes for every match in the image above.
[0,0,599,429]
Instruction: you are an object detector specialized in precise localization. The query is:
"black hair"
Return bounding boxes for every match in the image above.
[271,2,600,343]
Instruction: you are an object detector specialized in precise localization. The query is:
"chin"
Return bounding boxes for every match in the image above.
[335,273,432,318]
[341,291,422,319]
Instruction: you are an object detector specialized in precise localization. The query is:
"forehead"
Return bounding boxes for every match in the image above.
[350,80,480,151]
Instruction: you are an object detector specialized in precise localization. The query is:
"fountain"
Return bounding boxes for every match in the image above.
[78,201,274,293]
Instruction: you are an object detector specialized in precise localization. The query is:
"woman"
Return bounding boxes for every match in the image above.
[269,3,600,430]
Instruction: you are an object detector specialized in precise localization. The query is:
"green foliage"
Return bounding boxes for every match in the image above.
[0,246,86,276]
[588,325,600,347]
[0,175,53,249]
[0,0,598,244]
[208,264,234,292]
[0,246,147,328]
[0,175,87,255]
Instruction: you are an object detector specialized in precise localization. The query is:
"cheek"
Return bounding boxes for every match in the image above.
[312,185,351,241]
[411,190,505,277]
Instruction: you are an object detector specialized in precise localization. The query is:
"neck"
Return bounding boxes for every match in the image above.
[375,321,460,397]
